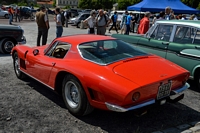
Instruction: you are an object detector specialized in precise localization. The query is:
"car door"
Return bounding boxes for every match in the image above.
[137,24,174,58]
[166,26,200,74]
[26,41,70,84]
[26,41,58,84]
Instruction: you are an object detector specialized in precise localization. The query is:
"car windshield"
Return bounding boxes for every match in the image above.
[78,39,149,65]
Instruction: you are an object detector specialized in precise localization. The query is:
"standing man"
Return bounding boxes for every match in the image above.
[96,9,111,35]
[15,7,20,22]
[120,11,128,34]
[108,11,118,34]
[64,10,69,28]
[137,12,150,34]
[35,6,50,46]
[125,12,132,35]
[165,6,171,20]
[54,7,63,38]
[8,7,12,25]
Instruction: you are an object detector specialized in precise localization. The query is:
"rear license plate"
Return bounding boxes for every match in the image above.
[157,81,172,100]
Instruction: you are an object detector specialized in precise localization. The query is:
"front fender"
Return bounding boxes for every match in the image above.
[12,45,32,60]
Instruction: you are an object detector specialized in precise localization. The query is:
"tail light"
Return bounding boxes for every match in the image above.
[132,92,140,102]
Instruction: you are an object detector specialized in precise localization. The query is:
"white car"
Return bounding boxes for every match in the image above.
[69,17,76,24]
[0,9,9,19]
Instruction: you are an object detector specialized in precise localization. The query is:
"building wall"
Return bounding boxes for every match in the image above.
[56,0,79,8]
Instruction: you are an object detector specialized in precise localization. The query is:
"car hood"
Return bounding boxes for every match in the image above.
[0,24,22,30]
[113,56,186,86]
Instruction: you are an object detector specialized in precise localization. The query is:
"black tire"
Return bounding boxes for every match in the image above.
[13,52,26,79]
[30,14,35,21]
[4,14,9,19]
[77,22,81,28]
[0,38,15,54]
[195,73,200,90]
[62,74,93,116]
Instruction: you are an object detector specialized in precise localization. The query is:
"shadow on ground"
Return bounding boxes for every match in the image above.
[24,77,200,133]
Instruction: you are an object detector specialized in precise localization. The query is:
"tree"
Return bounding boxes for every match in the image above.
[117,0,141,10]
[181,0,199,9]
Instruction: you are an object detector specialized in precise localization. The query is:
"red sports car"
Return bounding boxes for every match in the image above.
[12,35,190,116]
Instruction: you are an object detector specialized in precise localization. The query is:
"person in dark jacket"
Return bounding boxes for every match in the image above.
[108,11,118,34]
[35,6,50,46]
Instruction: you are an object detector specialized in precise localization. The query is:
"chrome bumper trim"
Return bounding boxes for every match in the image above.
[105,100,155,112]
[172,82,190,94]
[105,83,189,112]
[18,36,26,44]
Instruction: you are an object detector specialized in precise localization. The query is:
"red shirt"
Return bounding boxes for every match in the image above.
[137,17,149,34]
[8,8,12,14]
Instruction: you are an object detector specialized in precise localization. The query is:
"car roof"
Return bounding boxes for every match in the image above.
[56,34,116,45]
[156,20,200,28]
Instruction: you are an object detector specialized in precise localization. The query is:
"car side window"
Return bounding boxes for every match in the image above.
[46,41,70,58]
[173,26,195,44]
[151,25,173,41]
[194,29,200,44]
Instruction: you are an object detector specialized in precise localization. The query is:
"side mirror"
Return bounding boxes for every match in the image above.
[33,49,39,56]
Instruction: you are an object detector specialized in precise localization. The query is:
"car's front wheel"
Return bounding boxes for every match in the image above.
[13,52,26,79]
[0,38,15,54]
[4,14,9,19]
[62,74,93,116]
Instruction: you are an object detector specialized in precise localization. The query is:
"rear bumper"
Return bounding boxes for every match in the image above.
[105,83,190,112]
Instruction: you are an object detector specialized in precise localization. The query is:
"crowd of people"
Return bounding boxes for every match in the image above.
[7,6,34,25]
[34,5,199,46]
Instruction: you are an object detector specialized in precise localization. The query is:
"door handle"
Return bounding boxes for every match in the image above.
[162,42,169,45]
[195,46,200,49]
[52,62,56,66]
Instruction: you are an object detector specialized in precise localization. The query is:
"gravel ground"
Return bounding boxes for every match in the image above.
[0,17,200,133]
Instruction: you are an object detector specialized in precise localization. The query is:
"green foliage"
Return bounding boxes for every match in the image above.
[117,0,141,10]
[52,0,56,7]
[197,2,200,10]
[181,0,199,9]
[17,0,28,6]
[79,0,114,10]
[64,5,71,9]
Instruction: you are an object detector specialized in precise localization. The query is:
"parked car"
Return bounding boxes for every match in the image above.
[12,34,189,116]
[0,24,26,54]
[0,8,9,18]
[68,8,79,17]
[20,6,35,21]
[73,13,90,28]
[112,20,200,89]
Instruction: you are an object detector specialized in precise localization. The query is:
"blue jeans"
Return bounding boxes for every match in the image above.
[56,26,63,38]
[9,14,12,24]
[125,24,130,35]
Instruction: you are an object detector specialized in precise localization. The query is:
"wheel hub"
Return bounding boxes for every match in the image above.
[65,81,80,108]
[4,41,14,53]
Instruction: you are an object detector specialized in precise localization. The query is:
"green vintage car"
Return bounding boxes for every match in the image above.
[112,20,200,89]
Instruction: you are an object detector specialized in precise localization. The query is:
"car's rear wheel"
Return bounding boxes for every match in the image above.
[13,52,26,79]
[0,38,15,54]
[62,74,93,116]
[4,14,9,19]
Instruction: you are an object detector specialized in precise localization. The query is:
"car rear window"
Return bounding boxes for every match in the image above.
[78,39,149,65]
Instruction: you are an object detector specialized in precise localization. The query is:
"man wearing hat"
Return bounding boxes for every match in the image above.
[35,6,50,46]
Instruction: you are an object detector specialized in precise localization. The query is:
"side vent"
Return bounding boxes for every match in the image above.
[88,88,95,100]
[20,58,26,69]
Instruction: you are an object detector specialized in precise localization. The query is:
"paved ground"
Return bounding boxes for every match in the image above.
[0,17,200,133]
